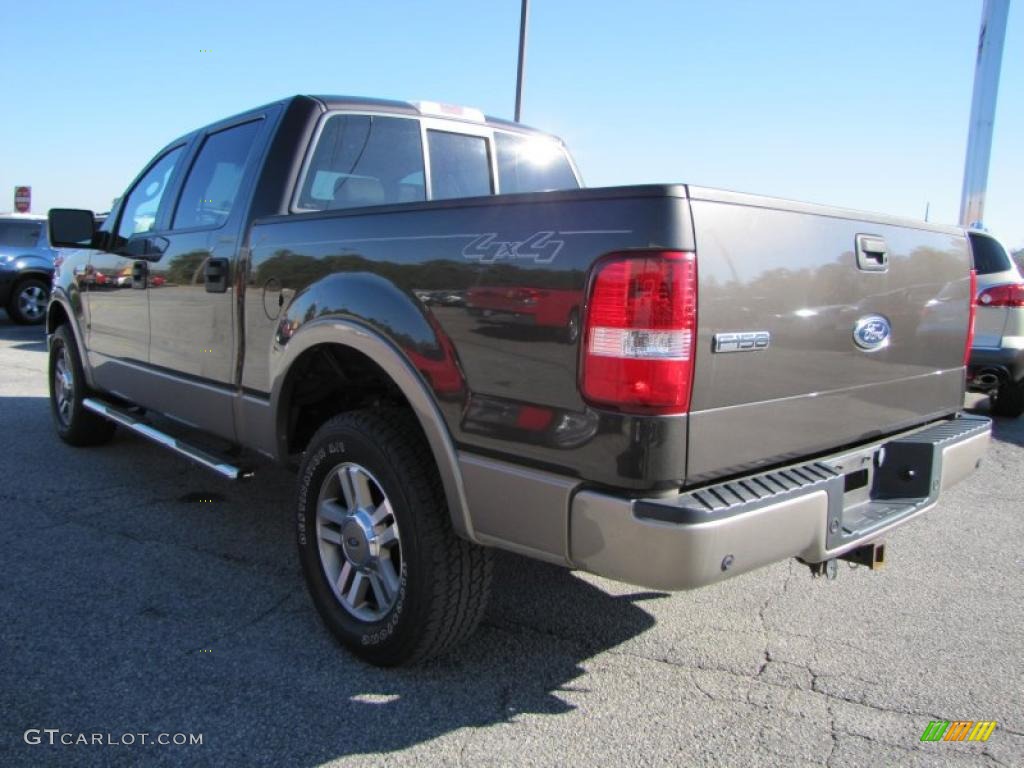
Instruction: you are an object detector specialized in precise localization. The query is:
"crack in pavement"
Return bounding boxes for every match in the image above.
[483,612,1020,762]
[184,589,297,654]
[38,515,295,575]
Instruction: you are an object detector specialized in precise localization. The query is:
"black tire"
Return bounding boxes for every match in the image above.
[991,381,1024,418]
[7,278,49,325]
[49,324,117,446]
[296,409,493,666]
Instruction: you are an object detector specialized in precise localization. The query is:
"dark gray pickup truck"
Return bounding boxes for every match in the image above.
[47,95,990,665]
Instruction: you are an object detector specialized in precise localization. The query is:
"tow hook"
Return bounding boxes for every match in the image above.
[805,542,887,580]
[807,559,839,580]
[840,542,887,571]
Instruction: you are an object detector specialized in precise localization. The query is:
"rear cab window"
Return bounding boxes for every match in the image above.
[294,110,580,211]
[969,232,1013,275]
[427,131,492,200]
[494,131,578,194]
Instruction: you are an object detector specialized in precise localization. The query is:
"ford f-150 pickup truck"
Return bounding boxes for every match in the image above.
[46,95,990,666]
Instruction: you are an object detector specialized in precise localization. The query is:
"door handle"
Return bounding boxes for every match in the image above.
[855,234,888,272]
[205,257,230,293]
[131,260,148,290]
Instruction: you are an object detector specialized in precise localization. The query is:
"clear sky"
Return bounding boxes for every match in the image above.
[2,0,1020,247]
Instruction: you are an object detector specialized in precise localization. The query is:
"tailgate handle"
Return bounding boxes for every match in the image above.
[856,234,888,271]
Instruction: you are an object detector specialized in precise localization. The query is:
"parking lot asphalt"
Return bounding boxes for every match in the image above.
[1,316,1022,768]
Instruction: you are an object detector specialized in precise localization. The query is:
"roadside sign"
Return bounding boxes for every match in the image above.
[14,186,31,213]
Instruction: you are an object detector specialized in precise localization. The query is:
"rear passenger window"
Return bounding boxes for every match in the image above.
[0,221,43,247]
[969,233,1012,275]
[427,131,492,200]
[298,115,425,211]
[173,121,261,230]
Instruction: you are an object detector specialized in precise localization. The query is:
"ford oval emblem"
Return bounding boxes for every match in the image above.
[853,315,891,350]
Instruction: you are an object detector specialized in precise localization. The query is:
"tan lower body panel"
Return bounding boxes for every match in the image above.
[570,490,829,591]
[568,420,990,591]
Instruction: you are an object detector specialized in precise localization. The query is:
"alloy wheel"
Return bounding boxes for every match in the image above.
[315,462,402,622]
[53,345,74,427]
[18,284,47,322]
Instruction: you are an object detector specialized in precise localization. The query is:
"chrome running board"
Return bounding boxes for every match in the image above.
[82,397,253,481]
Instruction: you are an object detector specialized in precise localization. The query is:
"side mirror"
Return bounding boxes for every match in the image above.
[48,208,97,249]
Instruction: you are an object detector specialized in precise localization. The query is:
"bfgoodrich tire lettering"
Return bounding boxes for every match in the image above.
[296,409,493,666]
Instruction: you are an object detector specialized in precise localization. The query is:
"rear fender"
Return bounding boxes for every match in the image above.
[268,273,474,540]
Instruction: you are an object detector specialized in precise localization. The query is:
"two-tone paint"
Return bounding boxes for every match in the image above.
[48,95,976,567]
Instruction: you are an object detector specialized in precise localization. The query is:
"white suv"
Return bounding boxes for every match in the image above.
[967,230,1024,417]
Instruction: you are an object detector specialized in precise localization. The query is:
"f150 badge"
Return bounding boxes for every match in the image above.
[853,315,891,351]
[713,331,771,353]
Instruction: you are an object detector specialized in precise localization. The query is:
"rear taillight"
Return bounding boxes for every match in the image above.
[964,269,977,366]
[514,288,540,305]
[581,251,697,414]
[977,282,1024,308]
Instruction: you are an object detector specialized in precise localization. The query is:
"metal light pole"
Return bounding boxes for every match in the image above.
[515,0,530,122]
[959,0,1010,229]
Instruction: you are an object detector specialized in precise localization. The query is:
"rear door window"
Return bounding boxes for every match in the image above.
[173,120,262,230]
[427,131,492,200]
[0,221,43,248]
[298,115,425,211]
[969,233,1012,275]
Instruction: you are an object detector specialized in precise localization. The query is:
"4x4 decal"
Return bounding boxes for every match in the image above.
[461,231,565,264]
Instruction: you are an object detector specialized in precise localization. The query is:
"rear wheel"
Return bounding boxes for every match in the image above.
[992,381,1024,418]
[49,324,116,445]
[296,409,493,665]
[8,278,49,325]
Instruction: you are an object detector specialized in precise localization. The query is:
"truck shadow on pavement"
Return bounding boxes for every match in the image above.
[0,318,48,351]
[965,396,1024,448]
[0,393,662,766]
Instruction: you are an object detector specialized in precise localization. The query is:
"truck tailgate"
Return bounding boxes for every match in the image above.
[686,187,971,483]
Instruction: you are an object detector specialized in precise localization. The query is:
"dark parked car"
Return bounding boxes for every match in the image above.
[0,214,57,324]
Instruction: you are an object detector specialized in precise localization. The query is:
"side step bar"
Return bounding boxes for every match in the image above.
[83,398,253,481]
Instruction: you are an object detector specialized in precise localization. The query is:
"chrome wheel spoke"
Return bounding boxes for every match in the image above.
[370,499,392,525]
[368,571,392,607]
[53,351,74,425]
[338,465,374,511]
[319,526,343,546]
[336,561,353,594]
[377,524,398,547]
[378,558,401,597]
[344,571,369,610]
[318,499,348,526]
